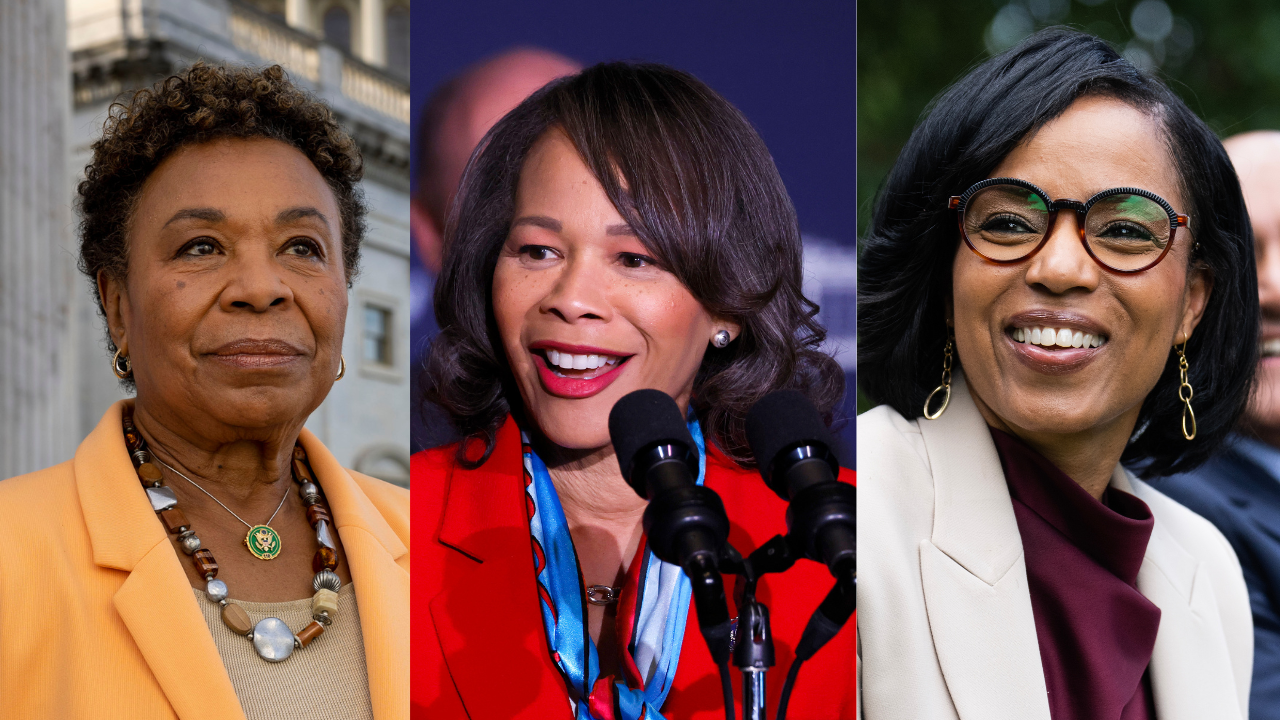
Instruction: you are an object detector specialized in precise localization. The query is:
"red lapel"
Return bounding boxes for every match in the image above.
[425,419,573,719]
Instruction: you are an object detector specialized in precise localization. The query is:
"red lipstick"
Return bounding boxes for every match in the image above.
[533,352,629,399]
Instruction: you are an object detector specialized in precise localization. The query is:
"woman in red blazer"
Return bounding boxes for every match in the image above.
[412,62,856,720]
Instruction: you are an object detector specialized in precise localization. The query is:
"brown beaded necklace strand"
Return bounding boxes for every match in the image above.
[122,407,341,663]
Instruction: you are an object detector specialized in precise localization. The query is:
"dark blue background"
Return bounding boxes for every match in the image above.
[410,0,855,246]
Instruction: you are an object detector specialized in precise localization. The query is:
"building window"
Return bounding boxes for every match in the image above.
[323,5,352,54]
[385,5,410,78]
[364,305,393,366]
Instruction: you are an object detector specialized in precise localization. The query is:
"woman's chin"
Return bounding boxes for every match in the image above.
[532,417,613,455]
[973,379,1129,439]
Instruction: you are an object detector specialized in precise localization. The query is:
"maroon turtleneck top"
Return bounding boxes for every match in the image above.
[990,428,1161,720]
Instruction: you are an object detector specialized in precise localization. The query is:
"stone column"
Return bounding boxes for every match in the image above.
[0,0,76,477]
[359,0,385,67]
[285,0,307,32]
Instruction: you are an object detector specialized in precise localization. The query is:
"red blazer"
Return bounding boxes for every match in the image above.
[412,417,856,719]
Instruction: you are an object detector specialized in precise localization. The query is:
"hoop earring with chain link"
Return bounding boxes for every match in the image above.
[1177,338,1196,441]
[923,338,954,420]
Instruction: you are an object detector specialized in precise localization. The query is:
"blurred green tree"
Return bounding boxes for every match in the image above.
[858,0,1280,239]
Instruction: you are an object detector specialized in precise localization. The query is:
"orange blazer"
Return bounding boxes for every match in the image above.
[412,417,856,719]
[0,401,410,720]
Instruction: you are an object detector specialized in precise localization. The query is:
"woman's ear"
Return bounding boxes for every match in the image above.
[1178,264,1214,345]
[716,319,742,342]
[98,269,130,353]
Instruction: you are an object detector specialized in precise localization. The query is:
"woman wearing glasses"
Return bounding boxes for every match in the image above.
[858,28,1256,720]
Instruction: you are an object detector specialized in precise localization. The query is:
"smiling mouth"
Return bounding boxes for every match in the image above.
[536,348,631,379]
[1263,339,1280,358]
[1010,325,1109,349]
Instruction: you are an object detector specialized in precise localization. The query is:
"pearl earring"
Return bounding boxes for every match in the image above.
[712,330,731,348]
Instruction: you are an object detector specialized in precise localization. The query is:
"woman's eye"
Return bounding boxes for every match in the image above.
[619,253,657,269]
[285,239,320,257]
[980,215,1037,235]
[1098,222,1155,242]
[182,238,218,256]
[520,245,556,261]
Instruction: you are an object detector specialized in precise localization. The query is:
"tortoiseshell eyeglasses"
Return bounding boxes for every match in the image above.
[948,177,1189,273]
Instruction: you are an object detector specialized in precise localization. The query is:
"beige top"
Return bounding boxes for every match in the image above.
[857,372,1252,720]
[194,583,375,720]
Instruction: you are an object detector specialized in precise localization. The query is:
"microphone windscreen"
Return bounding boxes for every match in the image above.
[609,389,696,495]
[745,390,833,495]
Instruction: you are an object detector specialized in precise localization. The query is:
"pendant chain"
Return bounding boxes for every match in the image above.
[153,456,292,531]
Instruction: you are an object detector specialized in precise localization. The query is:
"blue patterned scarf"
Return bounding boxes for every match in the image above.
[523,419,706,719]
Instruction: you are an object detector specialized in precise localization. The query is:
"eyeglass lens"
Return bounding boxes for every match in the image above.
[962,184,1171,271]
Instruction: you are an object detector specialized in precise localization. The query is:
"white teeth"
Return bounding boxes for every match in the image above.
[1011,326,1108,348]
[1264,339,1280,357]
[541,349,623,371]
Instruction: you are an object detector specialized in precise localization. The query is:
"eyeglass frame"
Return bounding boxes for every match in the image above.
[947,177,1190,274]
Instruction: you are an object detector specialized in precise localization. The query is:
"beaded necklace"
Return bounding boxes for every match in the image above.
[122,408,342,663]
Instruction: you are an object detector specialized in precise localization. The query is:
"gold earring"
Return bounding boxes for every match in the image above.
[923,338,954,420]
[335,355,346,381]
[112,347,132,379]
[1177,339,1196,440]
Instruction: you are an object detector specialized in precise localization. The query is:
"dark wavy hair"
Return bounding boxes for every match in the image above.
[858,28,1257,478]
[78,62,367,379]
[425,61,844,467]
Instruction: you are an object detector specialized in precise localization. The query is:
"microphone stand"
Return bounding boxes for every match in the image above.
[718,535,802,720]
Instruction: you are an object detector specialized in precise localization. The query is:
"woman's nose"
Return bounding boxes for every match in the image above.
[539,256,612,323]
[1023,212,1101,294]
[220,250,293,312]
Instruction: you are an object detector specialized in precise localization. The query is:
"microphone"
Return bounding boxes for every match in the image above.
[745,389,855,579]
[609,389,733,664]
[745,390,856,720]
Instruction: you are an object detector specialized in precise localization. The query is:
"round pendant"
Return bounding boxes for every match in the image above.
[244,525,282,560]
[251,617,296,662]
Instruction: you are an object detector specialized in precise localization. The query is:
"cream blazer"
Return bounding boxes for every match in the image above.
[0,401,409,719]
[856,373,1252,720]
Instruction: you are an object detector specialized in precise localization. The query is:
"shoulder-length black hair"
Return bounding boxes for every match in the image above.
[425,61,844,467]
[858,28,1257,478]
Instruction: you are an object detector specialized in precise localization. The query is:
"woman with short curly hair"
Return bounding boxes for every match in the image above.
[0,63,407,719]
[413,62,855,719]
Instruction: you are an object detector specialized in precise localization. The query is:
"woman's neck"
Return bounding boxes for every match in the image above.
[131,400,300,502]
[543,444,647,527]
[971,393,1141,500]
[541,443,648,575]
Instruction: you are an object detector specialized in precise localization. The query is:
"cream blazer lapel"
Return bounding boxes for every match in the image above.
[1118,470,1249,720]
[915,376,1051,720]
[77,401,247,720]
[299,429,409,720]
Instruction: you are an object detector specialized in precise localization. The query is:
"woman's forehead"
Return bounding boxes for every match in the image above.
[990,96,1184,209]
